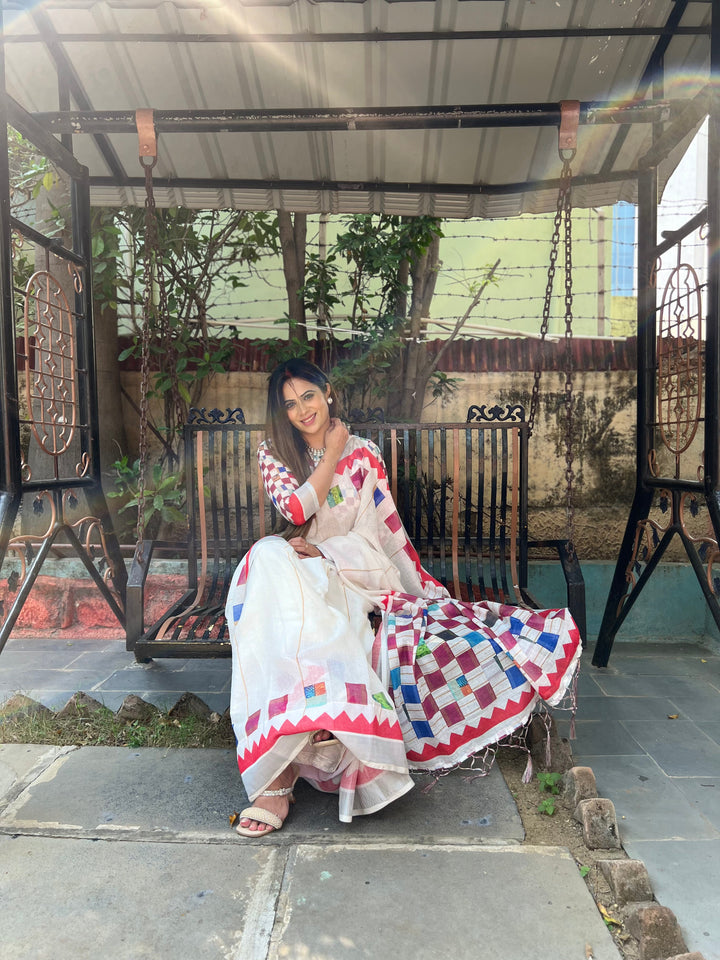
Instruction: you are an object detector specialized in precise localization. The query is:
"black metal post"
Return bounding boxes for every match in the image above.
[705,6,720,509]
[72,171,127,607]
[593,166,658,666]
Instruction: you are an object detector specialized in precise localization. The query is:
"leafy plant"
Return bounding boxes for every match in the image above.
[274,212,500,420]
[109,206,280,461]
[536,771,563,816]
[537,771,563,795]
[107,454,186,539]
[429,370,463,405]
[8,127,67,323]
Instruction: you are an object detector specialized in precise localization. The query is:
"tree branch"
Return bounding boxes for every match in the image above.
[427,257,501,377]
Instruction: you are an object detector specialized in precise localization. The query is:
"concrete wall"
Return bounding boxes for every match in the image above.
[119,359,709,566]
[120,366,636,560]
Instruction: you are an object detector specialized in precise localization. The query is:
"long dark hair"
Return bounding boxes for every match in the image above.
[265,357,340,484]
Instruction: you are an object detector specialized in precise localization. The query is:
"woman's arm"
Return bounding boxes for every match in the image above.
[257,418,350,526]
[258,445,318,525]
[304,417,349,503]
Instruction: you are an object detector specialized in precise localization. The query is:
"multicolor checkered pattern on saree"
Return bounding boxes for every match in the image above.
[384,594,579,768]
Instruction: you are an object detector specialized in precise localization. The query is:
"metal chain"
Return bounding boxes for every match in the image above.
[528,159,571,436]
[562,172,576,558]
[528,155,576,557]
[136,158,157,549]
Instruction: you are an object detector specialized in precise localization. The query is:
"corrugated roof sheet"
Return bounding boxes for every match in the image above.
[2,0,712,216]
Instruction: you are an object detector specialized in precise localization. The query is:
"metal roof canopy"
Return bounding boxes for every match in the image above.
[0,0,713,217]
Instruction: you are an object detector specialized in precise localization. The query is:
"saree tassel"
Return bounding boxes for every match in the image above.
[521,751,534,784]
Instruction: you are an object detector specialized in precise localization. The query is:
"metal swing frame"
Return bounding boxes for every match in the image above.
[0,91,127,651]
[593,17,720,664]
[0,3,718,663]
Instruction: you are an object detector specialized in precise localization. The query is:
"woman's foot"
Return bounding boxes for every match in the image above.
[237,766,296,836]
[312,729,334,743]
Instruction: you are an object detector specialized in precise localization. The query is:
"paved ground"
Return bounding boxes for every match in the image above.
[561,642,720,960]
[0,635,719,959]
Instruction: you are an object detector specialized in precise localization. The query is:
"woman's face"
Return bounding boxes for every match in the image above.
[281,376,331,447]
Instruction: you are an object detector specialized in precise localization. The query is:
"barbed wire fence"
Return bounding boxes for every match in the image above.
[115,201,708,342]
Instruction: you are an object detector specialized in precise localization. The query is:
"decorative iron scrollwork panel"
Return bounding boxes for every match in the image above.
[656,262,703,479]
[23,270,78,458]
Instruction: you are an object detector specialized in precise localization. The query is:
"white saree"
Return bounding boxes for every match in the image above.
[226,436,581,822]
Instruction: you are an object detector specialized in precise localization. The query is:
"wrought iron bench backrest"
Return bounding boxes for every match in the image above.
[176,403,530,642]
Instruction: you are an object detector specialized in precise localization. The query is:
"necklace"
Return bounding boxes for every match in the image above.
[307,445,325,466]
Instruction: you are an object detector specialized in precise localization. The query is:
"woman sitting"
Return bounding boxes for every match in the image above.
[225,358,580,836]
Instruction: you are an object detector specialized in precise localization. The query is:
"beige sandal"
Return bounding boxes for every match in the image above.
[312,730,339,746]
[235,784,296,838]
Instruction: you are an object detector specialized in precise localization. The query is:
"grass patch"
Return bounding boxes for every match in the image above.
[0,707,236,749]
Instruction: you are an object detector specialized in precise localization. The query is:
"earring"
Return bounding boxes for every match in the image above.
[328,397,333,405]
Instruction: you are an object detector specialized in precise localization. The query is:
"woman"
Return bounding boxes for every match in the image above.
[225,358,580,836]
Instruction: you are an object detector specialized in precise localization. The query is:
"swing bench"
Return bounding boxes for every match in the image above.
[125,404,586,660]
[125,104,585,661]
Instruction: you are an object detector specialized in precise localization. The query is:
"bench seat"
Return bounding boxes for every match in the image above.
[126,404,585,660]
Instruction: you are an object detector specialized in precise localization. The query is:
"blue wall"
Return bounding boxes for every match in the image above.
[530,560,720,647]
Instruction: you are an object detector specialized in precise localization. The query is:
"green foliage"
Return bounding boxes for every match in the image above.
[301,251,342,324]
[8,127,55,207]
[537,796,557,816]
[579,865,591,878]
[108,454,186,538]
[90,208,128,312]
[536,771,562,815]
[0,704,233,749]
[537,771,563,795]
[8,128,67,323]
[333,214,442,329]
[104,206,280,459]
[429,370,463,405]
[263,335,314,368]
[329,330,402,413]
[295,214,444,412]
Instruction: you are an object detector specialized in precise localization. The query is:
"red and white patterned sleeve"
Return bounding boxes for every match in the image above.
[257,441,320,525]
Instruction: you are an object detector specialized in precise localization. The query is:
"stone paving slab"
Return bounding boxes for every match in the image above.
[584,755,720,842]
[673,776,720,831]
[623,719,720,776]
[0,743,68,814]
[0,835,282,960]
[0,839,619,960]
[272,844,622,960]
[626,838,720,960]
[0,746,523,844]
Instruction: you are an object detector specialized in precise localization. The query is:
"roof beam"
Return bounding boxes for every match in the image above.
[30,7,129,185]
[4,94,87,181]
[87,167,636,198]
[600,0,692,176]
[3,26,709,44]
[36,100,676,135]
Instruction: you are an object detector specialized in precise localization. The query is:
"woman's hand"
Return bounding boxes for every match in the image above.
[324,417,349,458]
[289,537,322,559]
[303,416,348,505]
